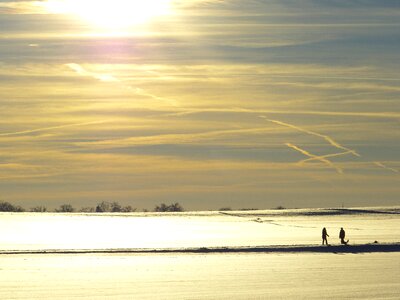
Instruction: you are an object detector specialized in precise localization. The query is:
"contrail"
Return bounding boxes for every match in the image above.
[167,108,400,119]
[0,172,68,180]
[286,143,343,174]
[373,162,399,174]
[66,63,119,82]
[76,127,276,149]
[132,87,178,107]
[0,120,110,137]
[66,63,178,106]
[259,116,398,176]
[261,116,360,157]
[299,150,353,164]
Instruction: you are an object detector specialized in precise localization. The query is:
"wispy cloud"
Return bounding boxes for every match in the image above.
[0,1,43,14]
[0,0,399,208]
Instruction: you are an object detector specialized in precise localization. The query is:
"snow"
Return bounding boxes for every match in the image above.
[0,207,399,299]
[0,207,399,251]
[0,253,399,299]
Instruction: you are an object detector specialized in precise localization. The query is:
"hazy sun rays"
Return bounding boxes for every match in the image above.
[42,0,172,30]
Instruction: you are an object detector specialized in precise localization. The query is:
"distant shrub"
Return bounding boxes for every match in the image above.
[95,201,135,213]
[15,206,25,212]
[121,206,136,213]
[275,206,286,210]
[154,203,167,212]
[95,201,111,212]
[0,201,25,212]
[154,202,183,212]
[111,202,122,212]
[239,208,258,211]
[219,207,232,211]
[55,204,75,213]
[30,206,47,212]
[80,207,95,213]
[0,202,15,211]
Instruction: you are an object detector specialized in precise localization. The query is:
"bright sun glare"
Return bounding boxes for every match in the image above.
[43,0,171,29]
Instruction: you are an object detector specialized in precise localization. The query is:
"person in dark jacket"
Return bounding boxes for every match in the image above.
[322,227,329,245]
[339,227,348,245]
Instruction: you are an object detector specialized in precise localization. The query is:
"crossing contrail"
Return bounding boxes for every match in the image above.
[262,116,398,175]
[260,116,360,157]
[299,151,353,164]
[286,143,343,174]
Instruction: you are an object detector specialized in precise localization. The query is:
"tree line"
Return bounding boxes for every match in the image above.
[0,201,184,213]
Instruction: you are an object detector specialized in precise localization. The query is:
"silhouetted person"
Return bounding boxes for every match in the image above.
[322,227,329,245]
[339,227,348,245]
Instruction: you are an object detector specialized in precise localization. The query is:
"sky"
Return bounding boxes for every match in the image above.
[0,0,399,210]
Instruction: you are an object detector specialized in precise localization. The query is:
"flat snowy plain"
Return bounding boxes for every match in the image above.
[0,207,399,299]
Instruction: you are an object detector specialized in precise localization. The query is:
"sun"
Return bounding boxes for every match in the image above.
[43,0,171,29]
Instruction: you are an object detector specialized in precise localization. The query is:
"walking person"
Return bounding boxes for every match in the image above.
[322,227,329,245]
[339,227,348,245]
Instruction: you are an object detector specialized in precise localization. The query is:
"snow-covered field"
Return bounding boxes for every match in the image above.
[0,207,399,299]
[1,252,399,299]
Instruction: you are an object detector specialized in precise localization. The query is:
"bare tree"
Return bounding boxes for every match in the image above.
[30,206,47,212]
[111,202,122,212]
[80,207,95,212]
[96,201,111,212]
[0,201,25,212]
[121,206,136,212]
[154,202,184,212]
[55,204,75,213]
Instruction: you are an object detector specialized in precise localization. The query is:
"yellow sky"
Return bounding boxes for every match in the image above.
[0,0,399,210]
